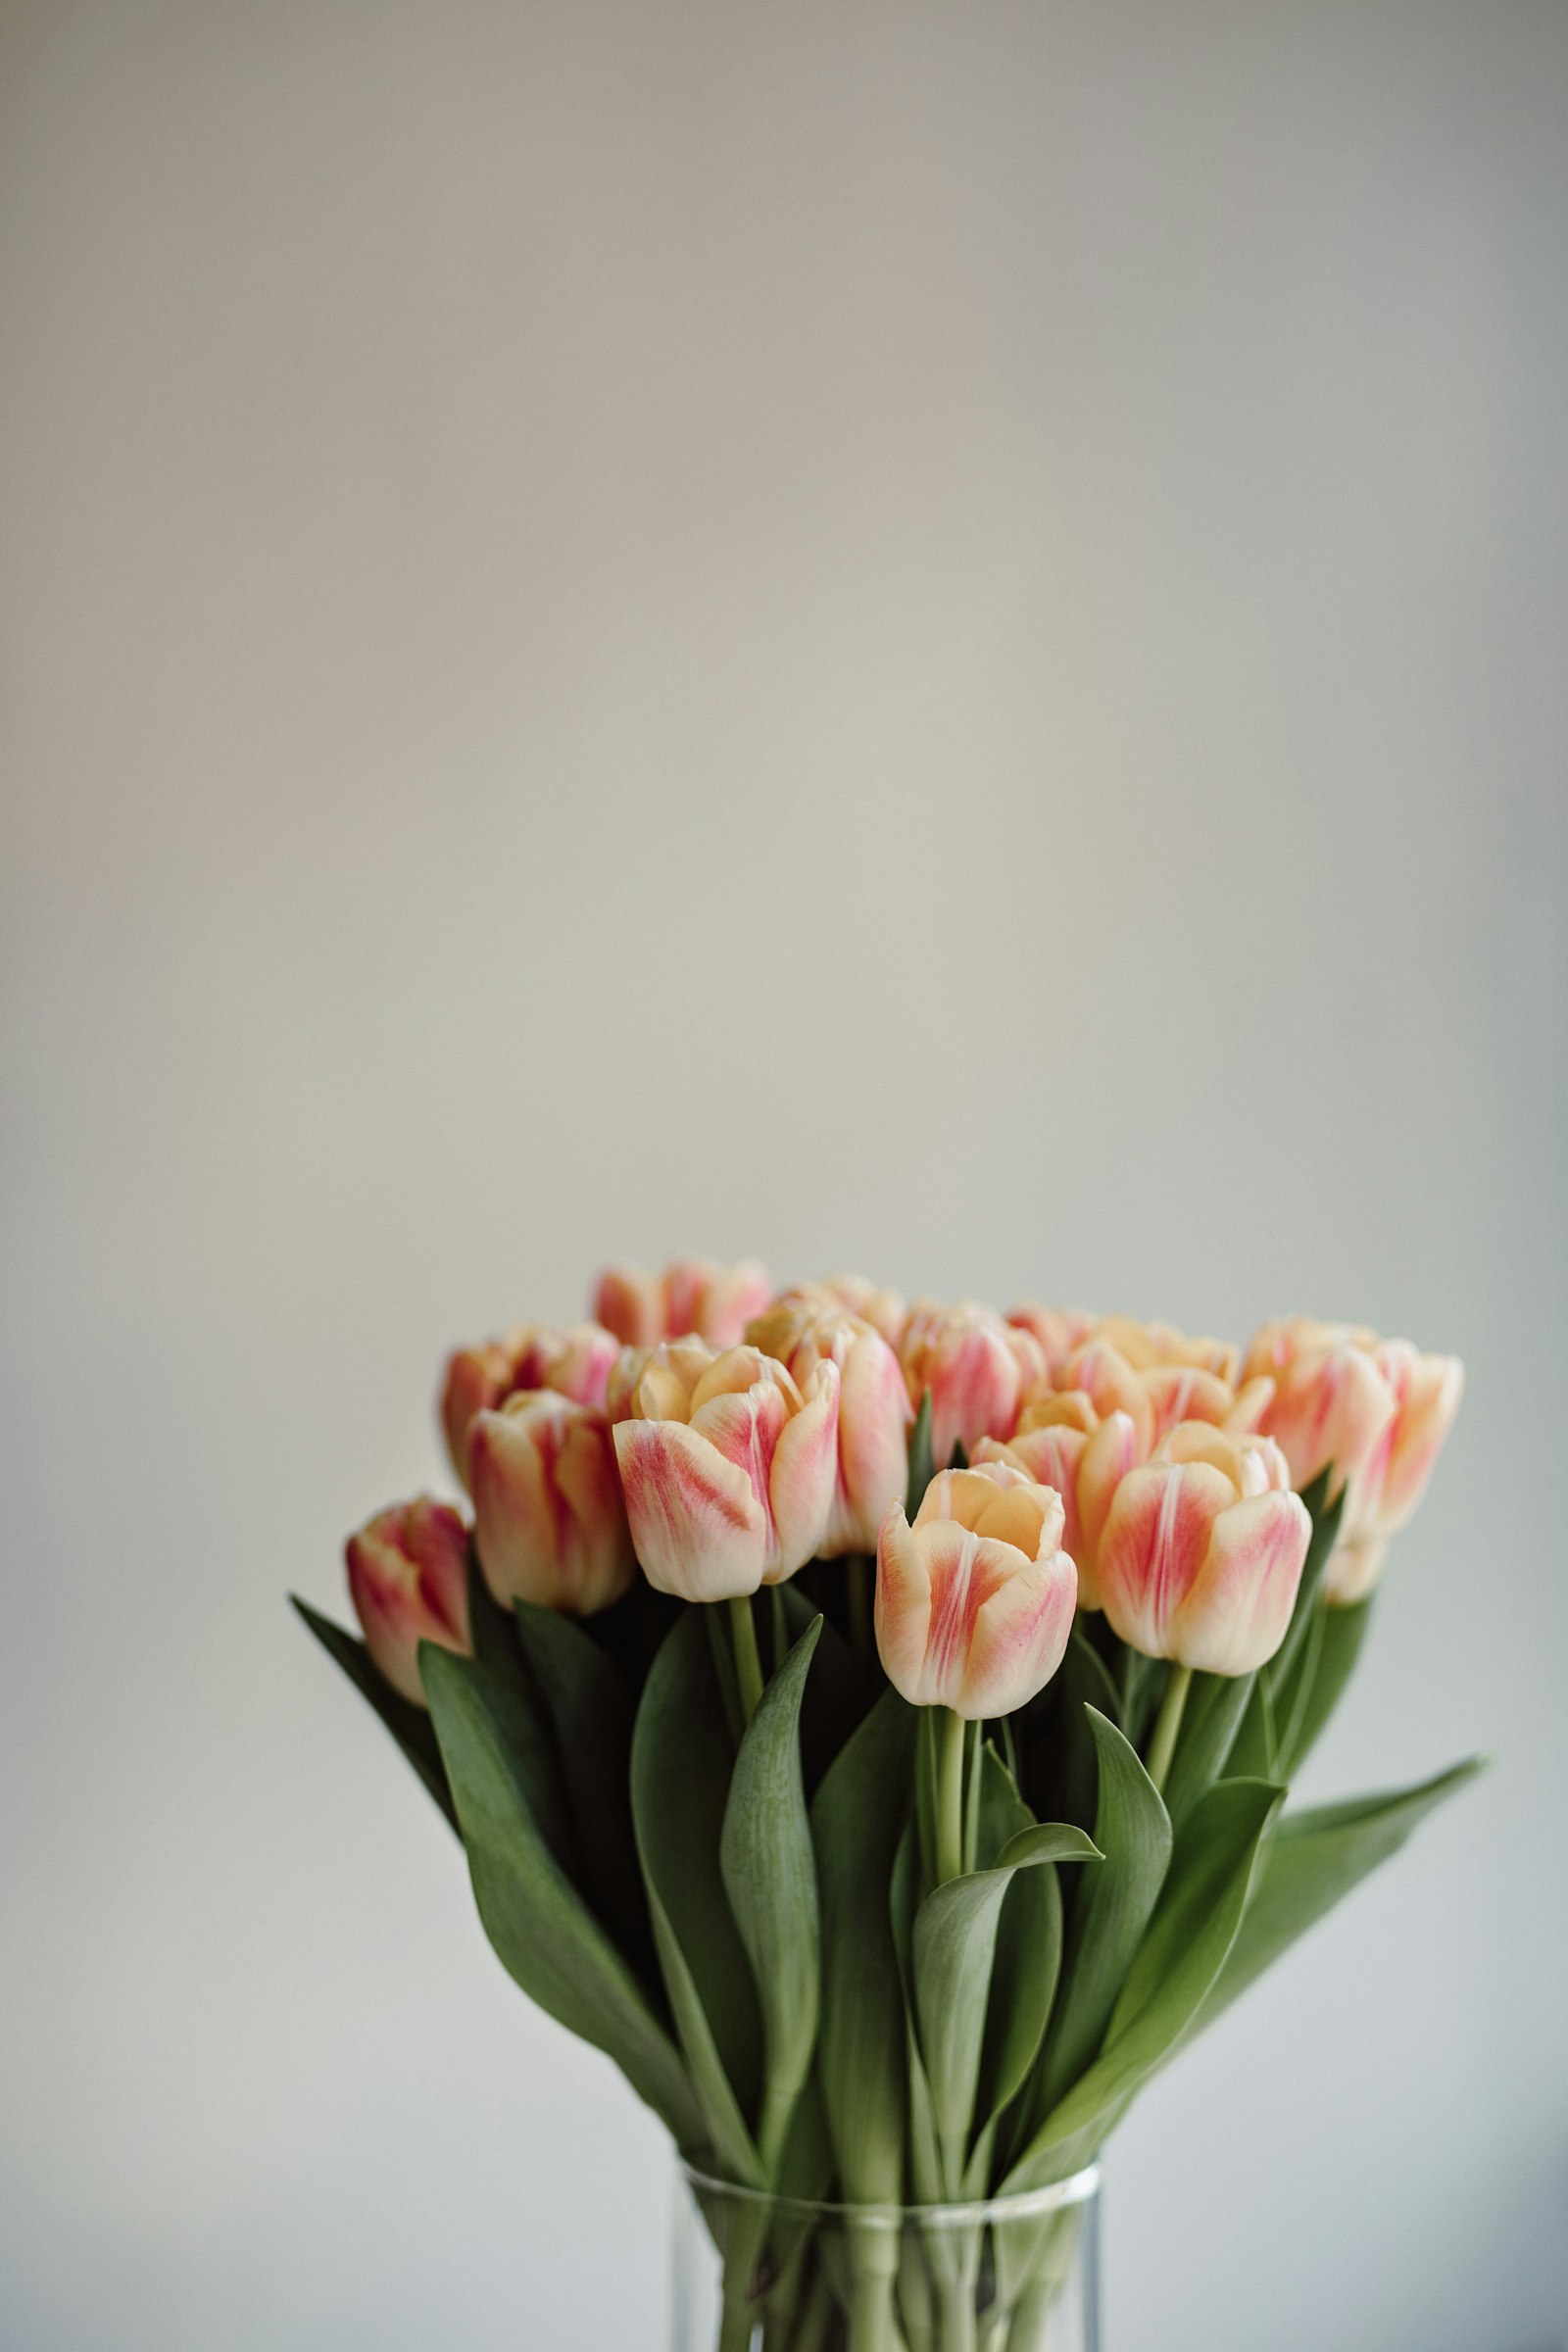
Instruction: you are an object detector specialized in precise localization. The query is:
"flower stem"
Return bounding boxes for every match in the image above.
[1146,1662,1193,1794]
[937,1705,966,1885]
[729,1593,765,1726]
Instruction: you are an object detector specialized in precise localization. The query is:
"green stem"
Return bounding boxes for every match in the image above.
[1146,1662,1193,1794]
[730,1593,765,1726]
[937,1706,966,1885]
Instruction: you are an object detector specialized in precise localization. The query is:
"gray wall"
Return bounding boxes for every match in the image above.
[3,4,1564,2346]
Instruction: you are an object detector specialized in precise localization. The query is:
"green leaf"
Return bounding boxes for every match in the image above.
[465,1546,526,1681]
[291,1596,458,1832]
[1160,1670,1254,1828]
[1005,1775,1283,2187]
[512,1600,649,1972]
[1276,1598,1373,1780]
[1034,1707,1172,2118]
[949,1438,969,1471]
[977,1861,1061,2155]
[890,1820,944,2204]
[1226,1669,1277,1782]
[1026,1627,1121,1832]
[913,1826,1099,2193]
[720,1617,823,2176]
[811,1690,917,2202]
[1267,1469,1344,1690]
[420,1645,704,2151]
[906,1390,934,1516]
[1195,1756,1488,2032]
[778,1581,870,1791]
[631,1612,763,2184]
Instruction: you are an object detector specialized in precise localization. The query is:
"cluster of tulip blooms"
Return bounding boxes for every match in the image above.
[299,1260,1476,2352]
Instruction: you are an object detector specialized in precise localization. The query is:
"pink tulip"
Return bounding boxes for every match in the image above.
[468,1392,636,1617]
[1096,1424,1310,1673]
[748,1292,911,1556]
[592,1258,772,1350]
[815,1274,907,1348]
[1005,1303,1096,1381]
[440,1322,618,1487]
[1092,1315,1240,1384]
[612,1342,839,1601]
[899,1300,1047,1468]
[345,1497,472,1707]
[874,1461,1077,1718]
[1241,1319,1463,1600]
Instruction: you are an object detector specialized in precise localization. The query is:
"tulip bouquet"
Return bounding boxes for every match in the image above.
[297,1262,1479,2352]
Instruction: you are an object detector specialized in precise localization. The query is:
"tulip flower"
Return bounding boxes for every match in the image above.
[980,1402,1144,1613]
[345,1497,472,1707]
[747,1294,911,1556]
[440,1322,618,1487]
[1005,1302,1096,1380]
[815,1273,907,1348]
[874,1461,1077,1719]
[1092,1314,1240,1384]
[899,1300,1047,1469]
[612,1342,839,1602]
[593,1257,772,1350]
[1096,1423,1310,1677]
[1243,1319,1463,1600]
[468,1392,636,1617]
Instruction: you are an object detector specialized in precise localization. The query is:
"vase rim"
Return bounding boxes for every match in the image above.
[677,2158,1101,2227]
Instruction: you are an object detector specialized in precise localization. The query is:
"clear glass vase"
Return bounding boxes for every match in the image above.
[670,2161,1100,2352]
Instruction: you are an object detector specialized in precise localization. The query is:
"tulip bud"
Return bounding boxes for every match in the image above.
[1005,1303,1096,1380]
[748,1293,912,1556]
[874,1461,1077,1718]
[1096,1423,1309,1674]
[345,1497,472,1707]
[440,1321,618,1487]
[1093,1315,1240,1384]
[612,1342,839,1602]
[468,1392,636,1617]
[899,1300,1047,1469]
[816,1273,907,1348]
[1241,1318,1462,1601]
[592,1257,772,1349]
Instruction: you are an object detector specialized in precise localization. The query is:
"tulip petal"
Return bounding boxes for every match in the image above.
[1097,1461,1237,1657]
[959,1546,1077,1718]
[765,1357,840,1579]
[1169,1491,1311,1673]
[613,1417,766,1601]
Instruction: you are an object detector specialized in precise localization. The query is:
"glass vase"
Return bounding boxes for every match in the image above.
[670,2161,1100,2352]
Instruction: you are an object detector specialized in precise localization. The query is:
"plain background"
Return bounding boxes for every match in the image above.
[3,3,1566,2347]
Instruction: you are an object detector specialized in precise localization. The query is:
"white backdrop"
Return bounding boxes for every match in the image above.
[3,4,1565,2347]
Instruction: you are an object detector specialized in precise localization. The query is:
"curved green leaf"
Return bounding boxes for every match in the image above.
[1035,1706,1171,2117]
[913,1825,1099,2193]
[1005,1775,1283,2188]
[1195,1755,1488,2032]
[292,1596,457,1832]
[720,1617,822,2175]
[631,1612,763,2183]
[1161,1670,1254,1827]
[421,1645,703,2151]
[1276,1597,1374,1780]
[513,1599,649,1972]
[811,1689,916,2202]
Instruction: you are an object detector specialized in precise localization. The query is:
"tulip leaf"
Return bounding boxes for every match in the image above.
[1005,1775,1283,2188]
[420,1644,706,2154]
[631,1611,763,2184]
[779,1582,869,1791]
[513,1600,650,1976]
[1194,1755,1488,2033]
[1276,1598,1373,1781]
[1026,1629,1121,1832]
[1034,1707,1172,2119]
[977,1862,1062,2157]
[1161,1670,1255,1828]
[1266,1470,1344,1691]
[976,1739,1031,1870]
[913,1826,1099,2193]
[291,1596,458,1833]
[906,1390,934,1517]
[720,1617,823,2177]
[891,1822,945,2204]
[811,1689,917,2203]
[1226,1669,1277,1782]
[465,1547,527,1682]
